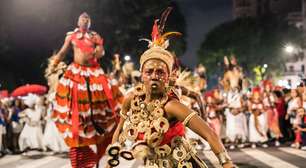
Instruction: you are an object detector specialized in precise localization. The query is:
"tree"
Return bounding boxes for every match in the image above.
[197,17,302,79]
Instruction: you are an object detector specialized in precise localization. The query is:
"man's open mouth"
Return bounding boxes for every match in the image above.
[151,83,158,89]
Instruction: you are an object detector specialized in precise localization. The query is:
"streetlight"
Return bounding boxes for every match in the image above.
[284,44,295,54]
[124,55,131,62]
[263,64,268,69]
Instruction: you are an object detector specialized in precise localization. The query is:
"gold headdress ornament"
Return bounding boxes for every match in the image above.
[140,7,182,72]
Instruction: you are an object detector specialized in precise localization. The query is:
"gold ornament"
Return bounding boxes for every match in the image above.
[147,132,163,147]
[153,107,164,118]
[131,97,141,111]
[137,121,150,133]
[158,159,172,168]
[153,117,169,133]
[145,160,159,168]
[129,113,141,124]
[134,84,146,96]
[172,147,187,162]
[178,161,193,168]
[124,125,138,141]
[132,142,150,160]
[155,144,171,158]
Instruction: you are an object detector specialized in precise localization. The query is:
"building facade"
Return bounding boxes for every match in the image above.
[233,0,301,19]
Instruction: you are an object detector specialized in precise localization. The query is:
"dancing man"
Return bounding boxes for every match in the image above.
[106,8,235,168]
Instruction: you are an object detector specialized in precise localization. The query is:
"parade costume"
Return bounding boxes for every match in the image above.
[106,8,234,168]
[224,90,248,143]
[287,92,302,146]
[262,80,282,140]
[222,56,247,147]
[19,95,45,152]
[248,88,268,144]
[110,85,207,168]
[0,107,6,153]
[43,95,68,153]
[205,91,222,137]
[175,70,206,141]
[47,13,123,168]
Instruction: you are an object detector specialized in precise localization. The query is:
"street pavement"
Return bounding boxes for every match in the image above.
[0,147,305,168]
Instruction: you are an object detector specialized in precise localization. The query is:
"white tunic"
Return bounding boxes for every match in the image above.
[287,98,300,125]
[19,107,44,151]
[225,91,248,142]
[43,103,68,152]
[248,103,268,142]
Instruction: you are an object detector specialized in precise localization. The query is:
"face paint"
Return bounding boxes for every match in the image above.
[78,14,91,30]
[141,59,169,94]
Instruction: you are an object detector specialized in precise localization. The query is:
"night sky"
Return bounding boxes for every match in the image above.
[176,0,232,67]
[0,0,232,89]
[4,0,233,65]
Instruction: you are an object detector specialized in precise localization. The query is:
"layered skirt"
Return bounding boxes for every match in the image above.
[52,63,123,148]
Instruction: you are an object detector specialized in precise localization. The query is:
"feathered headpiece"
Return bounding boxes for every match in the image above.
[176,70,202,93]
[140,7,182,72]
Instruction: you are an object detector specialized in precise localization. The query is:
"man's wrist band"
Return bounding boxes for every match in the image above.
[217,151,232,165]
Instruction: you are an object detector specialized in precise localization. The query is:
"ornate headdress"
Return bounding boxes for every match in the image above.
[139,7,181,73]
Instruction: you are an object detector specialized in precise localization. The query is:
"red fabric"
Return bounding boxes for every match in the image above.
[71,33,95,54]
[295,131,302,143]
[98,75,117,120]
[88,58,99,66]
[53,63,122,147]
[71,82,79,140]
[160,122,185,145]
[0,90,9,98]
[275,98,286,118]
[11,84,47,97]
[136,122,185,146]
[69,146,97,168]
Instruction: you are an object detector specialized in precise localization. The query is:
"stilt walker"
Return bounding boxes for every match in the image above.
[47,13,123,168]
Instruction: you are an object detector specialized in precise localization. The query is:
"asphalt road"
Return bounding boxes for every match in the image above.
[0,147,305,168]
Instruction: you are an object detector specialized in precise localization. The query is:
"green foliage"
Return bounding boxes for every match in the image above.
[198,17,303,78]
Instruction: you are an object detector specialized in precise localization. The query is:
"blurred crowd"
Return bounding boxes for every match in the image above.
[0,94,68,157]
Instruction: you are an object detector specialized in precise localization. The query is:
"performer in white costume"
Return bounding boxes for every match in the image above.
[43,93,68,153]
[224,90,248,149]
[248,87,268,148]
[19,94,45,153]
[222,56,247,149]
